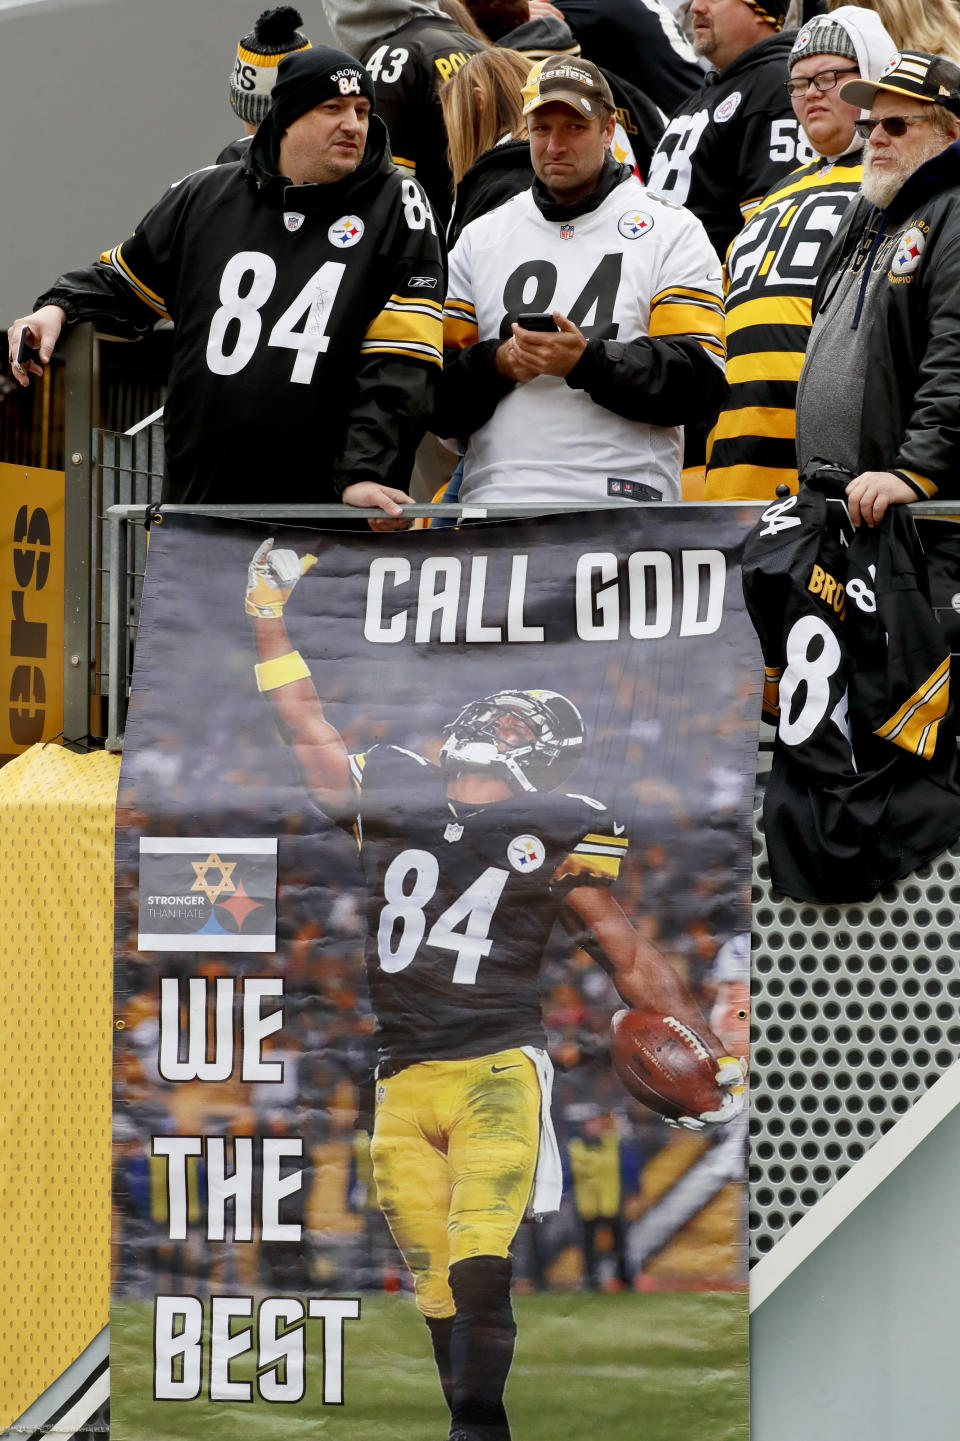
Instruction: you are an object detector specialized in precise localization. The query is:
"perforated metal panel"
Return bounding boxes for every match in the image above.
[749,783,960,1265]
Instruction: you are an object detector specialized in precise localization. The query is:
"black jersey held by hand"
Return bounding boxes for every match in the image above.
[743,465,960,902]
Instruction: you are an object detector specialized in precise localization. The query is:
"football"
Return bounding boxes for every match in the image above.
[609,1008,724,1122]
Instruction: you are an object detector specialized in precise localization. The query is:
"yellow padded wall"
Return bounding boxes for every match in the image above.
[0,744,118,1426]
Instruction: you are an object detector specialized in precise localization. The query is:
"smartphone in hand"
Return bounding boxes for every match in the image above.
[15,328,41,371]
[516,313,559,332]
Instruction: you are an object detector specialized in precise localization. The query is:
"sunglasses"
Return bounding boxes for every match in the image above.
[854,114,932,140]
[784,66,859,98]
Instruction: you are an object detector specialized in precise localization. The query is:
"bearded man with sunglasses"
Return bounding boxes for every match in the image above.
[795,51,960,531]
[705,6,895,500]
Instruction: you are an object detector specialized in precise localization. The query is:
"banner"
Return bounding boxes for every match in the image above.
[113,509,760,1440]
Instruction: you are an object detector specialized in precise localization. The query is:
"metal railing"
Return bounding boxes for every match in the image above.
[57,326,168,745]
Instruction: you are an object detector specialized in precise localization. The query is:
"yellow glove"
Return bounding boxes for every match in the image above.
[245,538,317,618]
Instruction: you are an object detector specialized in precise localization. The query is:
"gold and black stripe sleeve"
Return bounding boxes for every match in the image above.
[650,285,725,361]
[100,242,169,318]
[442,296,479,351]
[361,292,443,367]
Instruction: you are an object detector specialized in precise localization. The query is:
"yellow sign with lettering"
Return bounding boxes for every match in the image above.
[0,464,65,761]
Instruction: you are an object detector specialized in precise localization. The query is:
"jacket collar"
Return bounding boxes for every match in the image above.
[532,152,630,222]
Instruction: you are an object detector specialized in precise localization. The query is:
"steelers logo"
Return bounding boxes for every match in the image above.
[507,835,546,873]
[328,214,365,248]
[880,52,902,78]
[890,225,926,276]
[794,28,812,51]
[618,210,655,240]
[713,90,742,123]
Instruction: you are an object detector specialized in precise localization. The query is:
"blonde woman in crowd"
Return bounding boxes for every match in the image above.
[828,0,960,61]
[439,47,533,247]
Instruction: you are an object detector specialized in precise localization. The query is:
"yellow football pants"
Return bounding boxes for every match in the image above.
[370,1048,541,1317]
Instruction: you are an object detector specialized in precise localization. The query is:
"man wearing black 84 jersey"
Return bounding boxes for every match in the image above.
[8,47,443,515]
[246,539,745,1441]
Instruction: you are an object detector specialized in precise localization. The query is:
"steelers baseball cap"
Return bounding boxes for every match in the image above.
[840,50,960,115]
[521,55,615,119]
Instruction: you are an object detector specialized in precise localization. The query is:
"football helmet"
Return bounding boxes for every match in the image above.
[439,689,585,793]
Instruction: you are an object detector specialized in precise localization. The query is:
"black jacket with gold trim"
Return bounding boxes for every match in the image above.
[809,139,960,504]
[36,115,445,504]
[743,465,960,902]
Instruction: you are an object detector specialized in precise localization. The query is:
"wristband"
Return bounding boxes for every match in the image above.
[255,650,311,693]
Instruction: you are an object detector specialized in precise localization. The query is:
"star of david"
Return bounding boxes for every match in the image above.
[191,853,237,903]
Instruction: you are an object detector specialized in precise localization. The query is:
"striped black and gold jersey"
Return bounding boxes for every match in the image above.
[345,745,628,1068]
[705,152,862,501]
[36,116,444,505]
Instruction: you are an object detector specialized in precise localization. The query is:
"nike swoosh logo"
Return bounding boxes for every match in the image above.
[613,823,625,835]
[490,1064,521,1074]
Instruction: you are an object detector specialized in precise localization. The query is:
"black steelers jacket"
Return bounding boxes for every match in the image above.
[647,29,805,260]
[36,115,445,505]
[809,139,960,503]
[361,12,485,228]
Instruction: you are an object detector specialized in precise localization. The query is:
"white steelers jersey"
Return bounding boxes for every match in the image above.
[445,176,724,506]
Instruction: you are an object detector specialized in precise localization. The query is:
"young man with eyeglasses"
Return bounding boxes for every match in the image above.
[705,6,895,500]
[796,50,960,529]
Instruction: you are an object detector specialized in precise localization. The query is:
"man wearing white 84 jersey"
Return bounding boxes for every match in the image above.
[8,48,443,515]
[246,537,745,1441]
[437,55,727,509]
